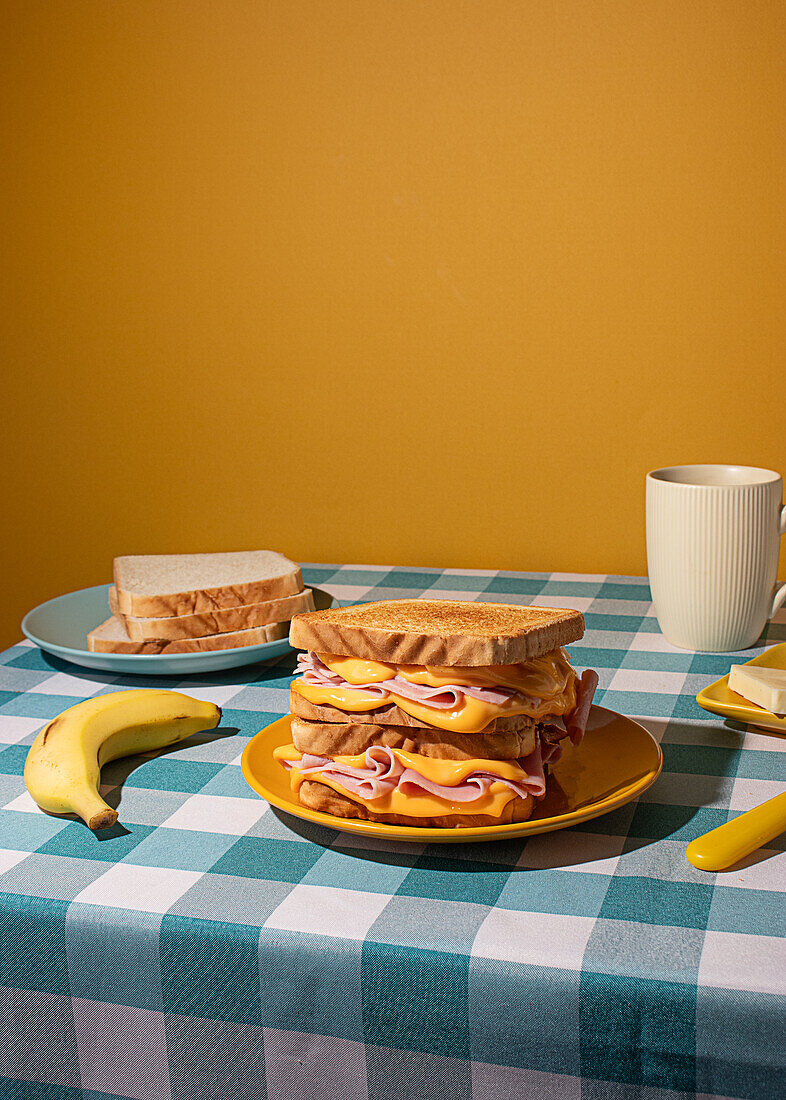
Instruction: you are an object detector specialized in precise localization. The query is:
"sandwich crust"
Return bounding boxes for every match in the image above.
[290,717,537,760]
[289,599,583,665]
[297,779,535,827]
[289,689,538,732]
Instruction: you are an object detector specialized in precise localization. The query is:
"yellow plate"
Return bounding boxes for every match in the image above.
[695,642,786,735]
[241,707,663,843]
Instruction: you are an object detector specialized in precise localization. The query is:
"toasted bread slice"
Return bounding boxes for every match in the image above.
[290,717,537,760]
[289,687,539,732]
[289,599,583,665]
[114,587,314,641]
[87,615,289,654]
[113,551,302,617]
[297,779,535,827]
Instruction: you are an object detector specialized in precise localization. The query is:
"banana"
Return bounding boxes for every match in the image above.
[24,689,222,830]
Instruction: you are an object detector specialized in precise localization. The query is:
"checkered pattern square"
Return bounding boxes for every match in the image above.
[0,563,783,1100]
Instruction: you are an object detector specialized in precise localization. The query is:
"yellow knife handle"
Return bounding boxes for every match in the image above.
[686,792,786,871]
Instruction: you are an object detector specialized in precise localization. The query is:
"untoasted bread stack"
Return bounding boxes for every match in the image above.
[275,599,599,828]
[87,551,314,654]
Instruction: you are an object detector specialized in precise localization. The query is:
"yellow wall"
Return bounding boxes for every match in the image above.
[2,1,784,650]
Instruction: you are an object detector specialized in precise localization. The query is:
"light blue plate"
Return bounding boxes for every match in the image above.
[20,583,322,676]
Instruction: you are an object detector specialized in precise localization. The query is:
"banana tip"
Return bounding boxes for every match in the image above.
[88,808,119,831]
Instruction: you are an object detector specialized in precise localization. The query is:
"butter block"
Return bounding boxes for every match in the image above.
[728,665,786,715]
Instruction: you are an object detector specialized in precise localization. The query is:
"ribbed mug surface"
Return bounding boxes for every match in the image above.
[646,465,785,652]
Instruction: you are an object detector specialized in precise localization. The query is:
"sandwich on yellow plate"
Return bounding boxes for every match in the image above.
[273,599,598,828]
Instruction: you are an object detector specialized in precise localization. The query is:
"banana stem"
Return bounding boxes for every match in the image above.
[71,788,118,831]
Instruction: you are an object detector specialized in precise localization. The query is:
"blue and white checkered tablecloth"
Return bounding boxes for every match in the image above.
[1,565,785,1100]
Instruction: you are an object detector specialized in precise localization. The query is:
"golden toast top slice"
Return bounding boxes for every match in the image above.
[289,599,584,666]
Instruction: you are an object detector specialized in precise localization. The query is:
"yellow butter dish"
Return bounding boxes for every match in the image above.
[696,642,786,734]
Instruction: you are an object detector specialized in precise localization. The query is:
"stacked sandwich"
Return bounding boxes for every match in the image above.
[87,551,314,654]
[274,599,598,827]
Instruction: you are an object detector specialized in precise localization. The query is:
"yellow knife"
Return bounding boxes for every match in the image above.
[686,792,786,871]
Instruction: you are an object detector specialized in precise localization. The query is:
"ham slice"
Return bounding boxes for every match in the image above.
[540,738,563,767]
[295,748,403,799]
[296,652,523,709]
[564,669,598,746]
[281,744,547,804]
[296,653,390,699]
[538,670,598,753]
[384,675,515,708]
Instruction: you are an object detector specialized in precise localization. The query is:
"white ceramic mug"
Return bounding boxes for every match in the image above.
[646,465,786,652]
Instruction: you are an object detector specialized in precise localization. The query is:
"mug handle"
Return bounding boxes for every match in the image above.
[772,505,786,617]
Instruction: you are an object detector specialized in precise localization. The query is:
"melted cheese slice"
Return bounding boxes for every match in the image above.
[274,744,521,818]
[319,654,397,684]
[294,683,391,712]
[396,651,572,695]
[294,651,577,733]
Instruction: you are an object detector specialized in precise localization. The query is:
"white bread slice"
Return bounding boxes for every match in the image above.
[289,599,584,665]
[87,615,289,654]
[113,551,302,617]
[114,587,315,641]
